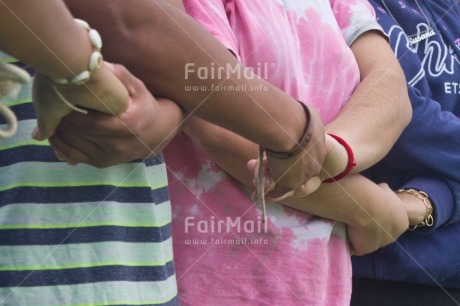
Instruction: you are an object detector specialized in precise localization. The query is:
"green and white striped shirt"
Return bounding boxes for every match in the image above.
[0,55,178,306]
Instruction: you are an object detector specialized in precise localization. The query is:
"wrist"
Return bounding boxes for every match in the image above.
[321,134,349,179]
[264,101,312,159]
[49,19,102,85]
[322,134,356,183]
[396,189,434,230]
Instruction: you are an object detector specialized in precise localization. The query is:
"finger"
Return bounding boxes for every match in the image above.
[53,122,101,164]
[247,159,258,177]
[64,110,126,136]
[31,76,67,140]
[108,63,145,96]
[264,175,277,193]
[248,158,261,189]
[350,247,355,256]
[265,185,294,201]
[49,133,90,165]
[266,189,295,202]
[33,116,62,140]
[291,176,322,198]
[248,158,271,187]
[266,176,321,201]
[58,119,102,152]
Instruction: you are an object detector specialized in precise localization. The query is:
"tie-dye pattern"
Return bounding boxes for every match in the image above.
[165,0,381,305]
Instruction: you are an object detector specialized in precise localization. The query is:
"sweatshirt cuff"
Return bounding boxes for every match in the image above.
[351,254,377,279]
[401,175,454,234]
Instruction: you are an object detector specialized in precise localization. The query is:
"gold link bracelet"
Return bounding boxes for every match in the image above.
[397,188,434,230]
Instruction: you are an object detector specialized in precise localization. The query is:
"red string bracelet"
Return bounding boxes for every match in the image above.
[322,133,356,183]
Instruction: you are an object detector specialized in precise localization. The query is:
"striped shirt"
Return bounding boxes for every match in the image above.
[0,54,178,306]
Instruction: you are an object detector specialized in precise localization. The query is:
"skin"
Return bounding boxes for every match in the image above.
[47,1,412,254]
[183,31,413,255]
[48,64,184,167]
[0,0,130,138]
[1,0,327,198]
[54,0,330,198]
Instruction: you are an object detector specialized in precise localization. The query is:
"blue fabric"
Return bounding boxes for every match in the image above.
[0,60,178,305]
[354,0,460,288]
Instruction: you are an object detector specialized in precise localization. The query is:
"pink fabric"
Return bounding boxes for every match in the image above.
[165,0,381,305]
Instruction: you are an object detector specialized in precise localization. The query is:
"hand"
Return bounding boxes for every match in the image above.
[248,131,345,202]
[348,183,409,256]
[48,64,183,168]
[248,107,327,200]
[32,62,129,140]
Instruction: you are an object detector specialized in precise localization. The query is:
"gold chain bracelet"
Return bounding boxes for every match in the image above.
[397,188,434,230]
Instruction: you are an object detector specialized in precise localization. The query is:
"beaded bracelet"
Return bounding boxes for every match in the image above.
[322,133,356,183]
[264,101,312,159]
[396,188,434,230]
[48,19,104,114]
[50,18,103,85]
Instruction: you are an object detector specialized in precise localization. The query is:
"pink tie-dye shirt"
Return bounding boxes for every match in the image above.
[164,0,382,305]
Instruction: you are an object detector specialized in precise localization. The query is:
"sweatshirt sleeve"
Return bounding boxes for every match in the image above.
[399,174,455,234]
[352,222,460,287]
[379,87,460,227]
[363,3,460,227]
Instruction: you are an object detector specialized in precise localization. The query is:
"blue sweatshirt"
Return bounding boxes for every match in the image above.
[353,0,460,287]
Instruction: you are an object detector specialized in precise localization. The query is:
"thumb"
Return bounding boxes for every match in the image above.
[247,159,258,176]
[104,62,140,97]
[291,176,322,198]
[248,158,274,189]
[32,117,60,140]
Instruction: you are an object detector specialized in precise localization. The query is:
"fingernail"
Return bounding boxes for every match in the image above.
[104,62,115,71]
[54,151,66,161]
[264,176,274,188]
[31,127,40,140]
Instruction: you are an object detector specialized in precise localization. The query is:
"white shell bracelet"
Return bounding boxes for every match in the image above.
[50,18,103,85]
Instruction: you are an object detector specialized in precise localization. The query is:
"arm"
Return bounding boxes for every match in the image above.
[46,22,410,253]
[181,30,412,253]
[61,0,327,196]
[63,0,307,151]
[362,1,460,228]
[49,64,184,168]
[326,31,412,171]
[184,117,408,255]
[0,0,95,79]
[0,0,129,138]
[248,30,411,196]
[369,109,460,232]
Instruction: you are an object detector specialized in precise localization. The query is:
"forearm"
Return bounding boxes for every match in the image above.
[282,173,409,255]
[0,0,94,80]
[281,175,405,230]
[184,117,257,187]
[327,31,412,171]
[64,0,306,153]
[147,98,185,155]
[186,117,407,241]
